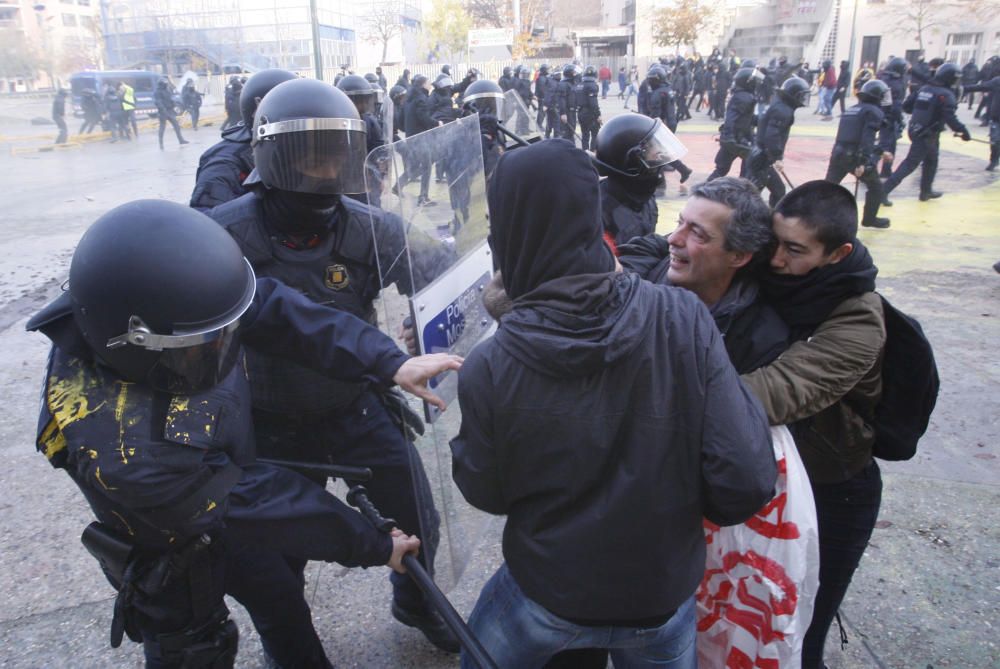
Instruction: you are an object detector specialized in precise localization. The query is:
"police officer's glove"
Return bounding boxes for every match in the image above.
[960,129,972,142]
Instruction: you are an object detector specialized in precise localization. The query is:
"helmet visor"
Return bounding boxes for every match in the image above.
[254,118,367,194]
[464,91,504,116]
[632,121,688,169]
[145,319,243,394]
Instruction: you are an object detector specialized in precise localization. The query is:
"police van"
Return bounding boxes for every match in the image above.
[69,70,161,117]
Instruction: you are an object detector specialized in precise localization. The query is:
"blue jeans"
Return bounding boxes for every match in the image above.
[464,563,697,669]
[819,87,834,115]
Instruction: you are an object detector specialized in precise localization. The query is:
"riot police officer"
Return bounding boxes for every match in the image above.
[462,79,506,181]
[577,65,602,150]
[557,64,579,144]
[534,64,551,129]
[877,57,908,178]
[708,66,761,181]
[963,68,1000,170]
[512,66,534,134]
[647,65,693,184]
[206,79,460,653]
[389,84,407,143]
[593,114,685,246]
[402,73,437,205]
[825,79,892,228]
[747,75,809,206]
[338,74,386,206]
[453,67,479,100]
[883,63,971,203]
[544,68,562,138]
[27,200,458,668]
[499,66,515,92]
[431,74,458,183]
[190,69,296,212]
[154,78,188,150]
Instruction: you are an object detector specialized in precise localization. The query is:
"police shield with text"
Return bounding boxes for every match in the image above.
[206,78,462,654]
[27,199,459,668]
[825,79,892,228]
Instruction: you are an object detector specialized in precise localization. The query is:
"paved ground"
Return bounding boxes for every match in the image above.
[0,92,997,668]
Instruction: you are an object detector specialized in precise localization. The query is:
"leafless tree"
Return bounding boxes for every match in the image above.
[362,1,405,65]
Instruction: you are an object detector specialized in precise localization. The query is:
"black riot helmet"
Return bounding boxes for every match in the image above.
[593,113,688,179]
[584,65,597,78]
[646,65,667,86]
[240,68,297,126]
[68,200,255,393]
[858,79,891,106]
[733,67,763,93]
[433,74,455,91]
[411,73,429,90]
[539,63,549,75]
[389,84,407,103]
[519,67,531,79]
[562,63,576,78]
[742,59,757,70]
[462,79,505,117]
[932,62,960,88]
[441,64,452,76]
[364,72,378,85]
[337,74,378,115]
[502,66,512,78]
[886,56,907,76]
[250,78,367,195]
[778,76,810,108]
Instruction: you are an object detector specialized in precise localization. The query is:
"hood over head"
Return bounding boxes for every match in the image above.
[488,139,615,300]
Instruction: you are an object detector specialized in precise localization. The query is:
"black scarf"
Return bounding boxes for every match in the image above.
[760,240,877,340]
[261,189,341,237]
[606,173,659,210]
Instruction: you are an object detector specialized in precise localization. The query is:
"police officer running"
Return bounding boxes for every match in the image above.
[578,65,602,151]
[190,69,297,212]
[708,66,762,181]
[882,63,971,204]
[207,79,460,654]
[27,199,460,668]
[877,57,908,178]
[154,78,189,150]
[747,75,809,206]
[825,79,893,228]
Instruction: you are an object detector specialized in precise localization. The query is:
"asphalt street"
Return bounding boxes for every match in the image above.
[0,95,997,668]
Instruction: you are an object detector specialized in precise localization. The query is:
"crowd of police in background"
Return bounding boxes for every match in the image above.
[27,32,999,669]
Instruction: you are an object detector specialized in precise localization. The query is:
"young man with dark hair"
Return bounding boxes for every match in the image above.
[741,180,886,669]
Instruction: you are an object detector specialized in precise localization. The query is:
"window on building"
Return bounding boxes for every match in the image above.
[946,32,981,46]
[62,13,78,26]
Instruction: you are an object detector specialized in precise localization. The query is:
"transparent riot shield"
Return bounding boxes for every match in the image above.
[363,114,496,594]
[379,90,394,143]
[501,89,543,143]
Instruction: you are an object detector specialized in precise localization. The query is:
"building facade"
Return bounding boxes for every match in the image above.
[1,0,102,91]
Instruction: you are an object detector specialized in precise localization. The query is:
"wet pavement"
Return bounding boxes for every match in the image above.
[0,93,997,668]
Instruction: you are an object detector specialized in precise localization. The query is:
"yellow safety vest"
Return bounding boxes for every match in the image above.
[121,84,136,111]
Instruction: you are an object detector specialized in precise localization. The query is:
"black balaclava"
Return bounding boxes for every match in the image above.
[262,188,341,237]
[488,139,615,300]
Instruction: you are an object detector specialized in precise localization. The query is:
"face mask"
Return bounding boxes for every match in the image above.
[264,189,340,236]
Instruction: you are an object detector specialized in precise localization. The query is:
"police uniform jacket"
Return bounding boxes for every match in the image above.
[556,78,576,115]
[534,74,549,107]
[719,88,756,145]
[189,124,254,212]
[647,82,677,129]
[30,279,406,564]
[430,89,457,124]
[578,77,600,120]
[498,75,515,92]
[964,76,1000,121]
[832,101,886,168]
[755,99,795,161]
[514,77,533,107]
[209,192,422,414]
[902,84,967,138]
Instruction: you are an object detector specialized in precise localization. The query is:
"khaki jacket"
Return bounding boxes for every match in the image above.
[742,291,885,484]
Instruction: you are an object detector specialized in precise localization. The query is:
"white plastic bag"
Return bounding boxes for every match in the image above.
[696,425,819,668]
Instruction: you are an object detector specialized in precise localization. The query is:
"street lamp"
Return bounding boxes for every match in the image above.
[32,3,54,89]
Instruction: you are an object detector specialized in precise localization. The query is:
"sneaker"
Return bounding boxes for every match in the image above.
[391,601,460,653]
[919,190,943,201]
[862,217,891,229]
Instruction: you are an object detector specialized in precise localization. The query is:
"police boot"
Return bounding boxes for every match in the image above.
[986,145,999,171]
[677,163,693,184]
[919,190,943,201]
[862,216,891,229]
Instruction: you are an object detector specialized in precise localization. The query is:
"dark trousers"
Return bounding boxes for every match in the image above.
[707,141,749,181]
[826,151,884,224]
[747,150,786,206]
[124,109,138,136]
[54,115,67,144]
[880,119,901,177]
[802,460,882,669]
[561,110,577,145]
[189,106,200,130]
[579,114,599,151]
[545,107,559,138]
[158,113,185,147]
[831,88,848,113]
[536,103,546,129]
[79,115,101,134]
[883,131,939,196]
[252,389,440,613]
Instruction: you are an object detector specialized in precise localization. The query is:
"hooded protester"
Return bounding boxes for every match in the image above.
[451,139,776,669]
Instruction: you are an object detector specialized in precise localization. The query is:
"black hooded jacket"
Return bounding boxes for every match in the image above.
[189,123,254,211]
[450,140,775,624]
